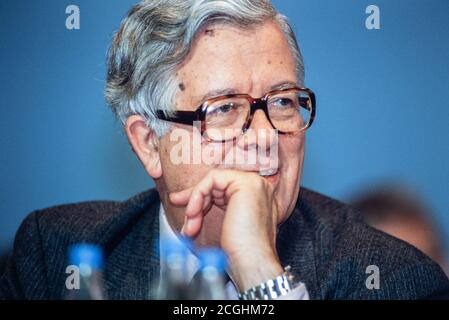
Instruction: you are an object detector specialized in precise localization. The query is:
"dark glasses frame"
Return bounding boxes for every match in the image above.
[155,87,316,142]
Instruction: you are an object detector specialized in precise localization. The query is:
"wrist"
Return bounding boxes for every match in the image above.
[238,265,297,300]
[227,251,283,292]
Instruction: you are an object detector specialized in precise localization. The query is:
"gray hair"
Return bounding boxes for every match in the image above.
[105,0,305,136]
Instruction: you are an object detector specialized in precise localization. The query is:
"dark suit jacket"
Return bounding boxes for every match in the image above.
[1,188,448,300]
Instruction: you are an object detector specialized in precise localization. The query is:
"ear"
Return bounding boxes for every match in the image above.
[125,115,162,180]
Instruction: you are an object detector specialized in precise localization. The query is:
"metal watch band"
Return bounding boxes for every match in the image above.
[238,266,296,300]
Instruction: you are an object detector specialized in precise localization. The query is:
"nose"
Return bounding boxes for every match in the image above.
[237,109,277,152]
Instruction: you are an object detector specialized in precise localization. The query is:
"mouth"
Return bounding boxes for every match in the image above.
[259,168,278,177]
[259,168,280,184]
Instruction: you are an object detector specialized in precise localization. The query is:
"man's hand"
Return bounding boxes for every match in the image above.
[169,169,284,292]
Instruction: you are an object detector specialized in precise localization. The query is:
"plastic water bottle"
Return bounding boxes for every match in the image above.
[192,248,228,300]
[157,237,192,300]
[67,244,106,300]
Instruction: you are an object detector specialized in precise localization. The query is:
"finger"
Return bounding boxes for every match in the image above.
[169,188,192,206]
[185,187,208,217]
[181,214,203,238]
[182,188,222,236]
[212,189,225,199]
[185,169,240,217]
[212,189,226,205]
[184,173,217,217]
[202,194,212,213]
[181,194,211,237]
[177,169,250,237]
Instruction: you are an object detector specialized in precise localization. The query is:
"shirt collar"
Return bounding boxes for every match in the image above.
[158,203,199,282]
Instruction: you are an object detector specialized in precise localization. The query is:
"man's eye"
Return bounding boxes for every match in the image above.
[271,98,293,108]
[209,103,238,115]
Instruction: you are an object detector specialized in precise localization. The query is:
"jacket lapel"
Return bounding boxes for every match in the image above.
[277,193,319,299]
[104,189,161,300]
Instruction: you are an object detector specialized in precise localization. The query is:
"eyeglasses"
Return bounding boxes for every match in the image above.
[155,86,316,142]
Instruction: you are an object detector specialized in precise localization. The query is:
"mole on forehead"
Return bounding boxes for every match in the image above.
[178,82,186,91]
[205,28,215,37]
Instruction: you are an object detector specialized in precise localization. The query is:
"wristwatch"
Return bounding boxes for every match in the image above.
[238,266,296,300]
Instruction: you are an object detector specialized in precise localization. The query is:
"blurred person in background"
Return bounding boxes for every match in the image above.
[351,184,449,276]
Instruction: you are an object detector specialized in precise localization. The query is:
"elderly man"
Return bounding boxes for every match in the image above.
[1,0,448,300]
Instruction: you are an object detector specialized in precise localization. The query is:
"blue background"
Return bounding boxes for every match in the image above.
[1,0,448,256]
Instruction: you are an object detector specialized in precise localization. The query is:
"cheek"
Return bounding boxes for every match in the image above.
[200,141,227,166]
[277,134,305,221]
[279,134,305,168]
[159,134,225,192]
[159,147,190,192]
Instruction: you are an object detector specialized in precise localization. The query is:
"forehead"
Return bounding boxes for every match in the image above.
[176,21,298,109]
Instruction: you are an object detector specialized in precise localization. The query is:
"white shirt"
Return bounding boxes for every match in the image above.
[159,204,309,300]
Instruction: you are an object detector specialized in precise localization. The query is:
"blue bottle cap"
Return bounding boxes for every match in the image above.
[198,248,228,272]
[69,244,104,270]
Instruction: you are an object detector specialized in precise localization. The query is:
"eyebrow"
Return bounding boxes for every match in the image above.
[269,81,299,91]
[200,88,238,102]
[199,81,299,103]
